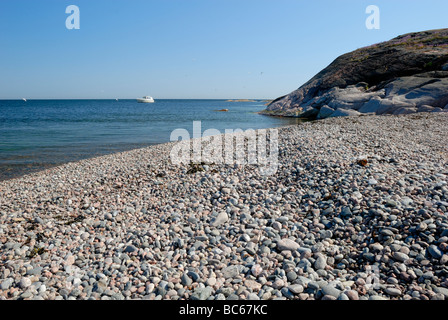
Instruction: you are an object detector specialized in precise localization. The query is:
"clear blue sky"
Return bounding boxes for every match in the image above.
[1,0,447,99]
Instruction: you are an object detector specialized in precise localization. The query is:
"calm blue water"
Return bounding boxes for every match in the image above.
[0,99,302,180]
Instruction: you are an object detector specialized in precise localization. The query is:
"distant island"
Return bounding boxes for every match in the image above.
[262,28,448,119]
[226,99,256,102]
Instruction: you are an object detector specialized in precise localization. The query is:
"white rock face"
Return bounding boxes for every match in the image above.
[393,107,418,115]
[317,105,335,119]
[417,105,436,112]
[280,75,448,119]
[329,108,361,118]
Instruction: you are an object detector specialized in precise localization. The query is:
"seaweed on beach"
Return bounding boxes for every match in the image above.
[187,162,205,174]
[357,159,368,167]
[28,247,46,259]
[186,161,217,174]
[64,215,85,225]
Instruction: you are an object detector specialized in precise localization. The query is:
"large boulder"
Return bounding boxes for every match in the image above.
[263,29,448,118]
[317,105,335,119]
[329,108,361,118]
[417,105,436,112]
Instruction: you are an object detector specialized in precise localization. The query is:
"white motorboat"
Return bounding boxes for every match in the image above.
[136,96,155,103]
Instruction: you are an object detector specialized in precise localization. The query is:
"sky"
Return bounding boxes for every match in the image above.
[0,0,447,99]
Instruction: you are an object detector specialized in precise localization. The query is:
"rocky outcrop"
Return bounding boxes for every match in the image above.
[263,29,448,118]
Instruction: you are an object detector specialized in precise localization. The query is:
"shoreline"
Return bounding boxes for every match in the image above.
[0,113,447,300]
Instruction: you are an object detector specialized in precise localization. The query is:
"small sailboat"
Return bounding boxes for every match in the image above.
[137,96,155,103]
[115,98,119,101]
[22,98,27,102]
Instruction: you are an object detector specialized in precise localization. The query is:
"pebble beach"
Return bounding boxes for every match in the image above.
[0,113,447,300]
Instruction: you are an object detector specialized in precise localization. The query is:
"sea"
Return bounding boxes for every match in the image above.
[0,99,303,181]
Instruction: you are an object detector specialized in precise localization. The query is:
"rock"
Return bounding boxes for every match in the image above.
[124,245,138,253]
[434,287,448,298]
[181,274,192,286]
[369,243,384,252]
[385,287,402,296]
[358,97,382,113]
[418,105,436,112]
[244,280,262,291]
[338,293,350,301]
[340,207,352,219]
[300,106,319,118]
[393,107,417,115]
[19,277,32,289]
[206,277,216,287]
[369,295,389,300]
[393,252,409,262]
[385,199,398,208]
[187,271,200,282]
[27,267,43,276]
[428,245,443,259]
[1,278,14,290]
[276,239,300,252]
[314,255,327,270]
[317,105,335,119]
[441,255,448,265]
[321,284,341,299]
[211,211,229,227]
[281,287,295,299]
[329,108,361,118]
[222,265,240,279]
[345,290,359,300]
[288,284,304,294]
[247,293,260,300]
[286,270,297,282]
[191,287,213,300]
[34,217,44,224]
[263,29,448,118]
[251,264,263,277]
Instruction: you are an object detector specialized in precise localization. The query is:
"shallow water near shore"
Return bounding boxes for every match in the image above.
[0,99,303,181]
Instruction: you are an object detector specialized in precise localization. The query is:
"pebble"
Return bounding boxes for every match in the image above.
[276,239,300,252]
[385,287,402,296]
[0,113,446,301]
[1,278,14,290]
[18,278,32,289]
[428,245,443,259]
[314,255,327,270]
[321,284,341,299]
[181,274,192,287]
[393,252,410,262]
[211,211,229,227]
[222,266,240,279]
[345,290,359,300]
[288,284,304,294]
